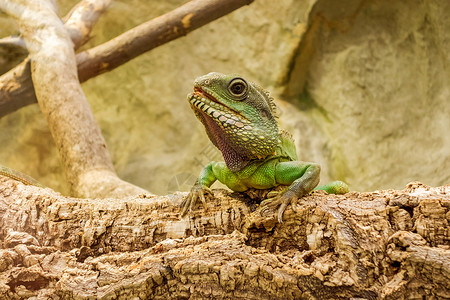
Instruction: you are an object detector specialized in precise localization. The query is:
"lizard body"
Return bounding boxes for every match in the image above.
[181,73,348,222]
[0,165,45,187]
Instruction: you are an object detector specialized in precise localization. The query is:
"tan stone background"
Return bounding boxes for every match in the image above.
[0,0,449,195]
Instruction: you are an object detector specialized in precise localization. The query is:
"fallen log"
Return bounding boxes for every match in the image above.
[0,176,448,299]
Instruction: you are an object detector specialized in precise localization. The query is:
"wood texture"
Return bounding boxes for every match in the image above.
[0,0,147,198]
[0,0,111,117]
[1,176,448,299]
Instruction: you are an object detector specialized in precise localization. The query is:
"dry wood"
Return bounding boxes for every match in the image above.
[0,0,112,117]
[0,59,35,115]
[0,0,147,198]
[0,175,448,299]
[76,0,254,82]
[0,0,254,118]
[0,0,110,51]
[63,0,112,49]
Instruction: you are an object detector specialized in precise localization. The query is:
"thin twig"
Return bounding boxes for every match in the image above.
[0,36,26,49]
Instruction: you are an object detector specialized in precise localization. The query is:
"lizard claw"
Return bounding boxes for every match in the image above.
[260,191,296,223]
[180,183,212,217]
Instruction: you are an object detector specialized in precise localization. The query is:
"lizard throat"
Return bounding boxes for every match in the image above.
[188,91,279,172]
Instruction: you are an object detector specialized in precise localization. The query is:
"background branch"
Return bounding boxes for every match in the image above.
[76,0,254,81]
[0,36,26,48]
[0,0,110,52]
[63,0,112,49]
[0,0,108,117]
[0,0,112,117]
[0,0,253,118]
[0,0,147,198]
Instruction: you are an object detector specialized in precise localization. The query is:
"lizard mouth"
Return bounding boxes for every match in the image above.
[191,88,246,120]
[188,88,250,130]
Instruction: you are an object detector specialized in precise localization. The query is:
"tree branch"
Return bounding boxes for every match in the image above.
[0,0,254,118]
[0,0,147,198]
[0,176,448,298]
[0,36,27,49]
[76,0,254,81]
[63,0,112,49]
[0,59,35,115]
[0,0,110,117]
[0,0,111,53]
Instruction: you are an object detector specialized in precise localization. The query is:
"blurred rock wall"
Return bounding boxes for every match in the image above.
[0,0,448,195]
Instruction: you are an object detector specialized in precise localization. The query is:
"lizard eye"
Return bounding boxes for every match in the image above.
[228,78,248,98]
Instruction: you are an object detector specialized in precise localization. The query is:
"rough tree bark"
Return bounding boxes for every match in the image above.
[0,176,448,299]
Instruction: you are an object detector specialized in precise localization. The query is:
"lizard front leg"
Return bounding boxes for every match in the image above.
[180,161,248,216]
[260,161,320,223]
[180,162,217,216]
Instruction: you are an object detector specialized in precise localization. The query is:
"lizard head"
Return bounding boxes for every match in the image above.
[188,72,279,172]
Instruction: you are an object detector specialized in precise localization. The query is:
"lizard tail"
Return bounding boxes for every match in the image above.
[315,180,349,194]
[0,165,45,187]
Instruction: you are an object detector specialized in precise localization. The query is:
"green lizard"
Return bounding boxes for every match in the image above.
[180,72,348,222]
[0,165,45,187]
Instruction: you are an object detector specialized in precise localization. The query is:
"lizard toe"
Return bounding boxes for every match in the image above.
[180,185,212,217]
[259,192,296,223]
[259,197,282,217]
